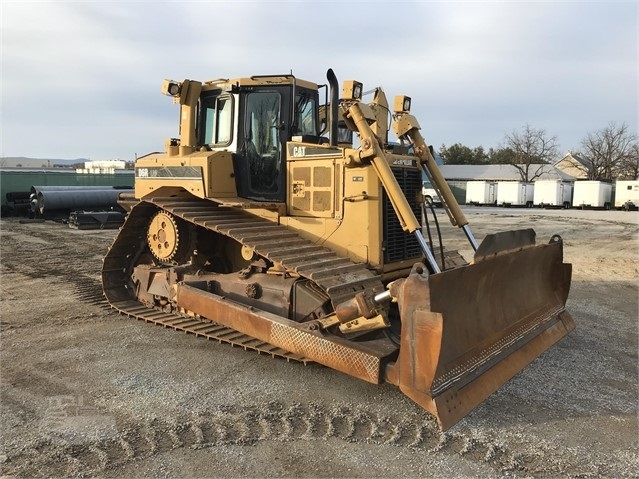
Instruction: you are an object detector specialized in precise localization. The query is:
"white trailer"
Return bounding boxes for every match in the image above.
[533,180,573,208]
[497,181,534,207]
[572,181,612,209]
[614,180,639,210]
[465,181,498,205]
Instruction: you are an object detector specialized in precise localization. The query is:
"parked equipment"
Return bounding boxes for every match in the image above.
[101,70,574,431]
[497,181,534,207]
[534,180,572,209]
[465,180,498,206]
[572,181,612,210]
[422,181,442,207]
[614,180,639,211]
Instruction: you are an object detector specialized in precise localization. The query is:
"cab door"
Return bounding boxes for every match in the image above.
[235,89,288,202]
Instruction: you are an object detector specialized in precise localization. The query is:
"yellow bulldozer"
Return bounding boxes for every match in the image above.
[102,69,574,430]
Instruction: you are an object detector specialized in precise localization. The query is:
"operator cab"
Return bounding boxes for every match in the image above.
[197,76,322,202]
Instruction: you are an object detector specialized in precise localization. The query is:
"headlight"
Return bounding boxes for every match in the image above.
[161,79,182,97]
[393,95,411,113]
[342,80,363,100]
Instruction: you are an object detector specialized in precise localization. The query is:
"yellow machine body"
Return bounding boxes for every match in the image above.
[103,70,574,430]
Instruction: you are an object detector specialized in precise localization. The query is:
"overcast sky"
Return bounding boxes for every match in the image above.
[2,1,637,161]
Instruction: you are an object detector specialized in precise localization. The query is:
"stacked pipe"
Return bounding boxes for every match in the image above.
[68,210,125,230]
[4,191,32,216]
[29,186,132,215]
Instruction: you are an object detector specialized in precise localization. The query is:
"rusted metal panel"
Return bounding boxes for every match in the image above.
[385,240,574,430]
[175,283,387,384]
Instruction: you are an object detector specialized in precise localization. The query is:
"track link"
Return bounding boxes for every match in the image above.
[113,300,310,363]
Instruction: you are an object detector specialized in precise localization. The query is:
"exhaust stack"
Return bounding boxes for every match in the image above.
[326,69,339,147]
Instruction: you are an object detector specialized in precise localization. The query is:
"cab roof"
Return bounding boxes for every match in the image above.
[201,75,318,92]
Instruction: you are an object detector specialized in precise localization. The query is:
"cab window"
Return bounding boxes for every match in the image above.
[293,92,317,136]
[200,93,233,146]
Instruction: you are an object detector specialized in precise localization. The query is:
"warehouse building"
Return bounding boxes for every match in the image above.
[437,164,575,204]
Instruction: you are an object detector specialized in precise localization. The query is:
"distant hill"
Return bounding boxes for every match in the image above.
[0,157,89,168]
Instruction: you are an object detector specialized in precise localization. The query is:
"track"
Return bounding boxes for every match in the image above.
[101,197,389,362]
[108,300,311,363]
[4,402,532,478]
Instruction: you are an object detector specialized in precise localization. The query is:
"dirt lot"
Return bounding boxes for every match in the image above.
[1,207,637,478]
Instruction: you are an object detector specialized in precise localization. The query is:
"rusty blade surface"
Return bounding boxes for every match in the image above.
[388,240,574,430]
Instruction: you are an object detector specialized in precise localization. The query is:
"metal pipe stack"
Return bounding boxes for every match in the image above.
[29,186,132,215]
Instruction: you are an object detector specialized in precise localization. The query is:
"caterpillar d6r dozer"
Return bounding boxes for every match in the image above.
[102,69,574,430]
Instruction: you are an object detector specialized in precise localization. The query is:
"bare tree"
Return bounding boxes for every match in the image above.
[579,122,638,180]
[618,143,639,180]
[501,124,559,181]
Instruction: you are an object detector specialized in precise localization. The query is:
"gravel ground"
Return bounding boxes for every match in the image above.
[0,207,637,478]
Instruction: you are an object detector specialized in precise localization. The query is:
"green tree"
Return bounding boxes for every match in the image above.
[440,143,488,165]
[487,147,516,165]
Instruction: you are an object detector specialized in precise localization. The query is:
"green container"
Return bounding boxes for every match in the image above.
[1,168,134,208]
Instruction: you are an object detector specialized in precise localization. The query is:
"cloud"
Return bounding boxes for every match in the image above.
[1,1,637,159]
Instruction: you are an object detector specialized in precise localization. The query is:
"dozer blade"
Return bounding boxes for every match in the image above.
[386,235,574,431]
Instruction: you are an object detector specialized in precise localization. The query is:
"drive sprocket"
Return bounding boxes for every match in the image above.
[147,210,191,263]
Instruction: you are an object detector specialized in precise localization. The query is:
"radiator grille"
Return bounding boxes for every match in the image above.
[382,167,422,263]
